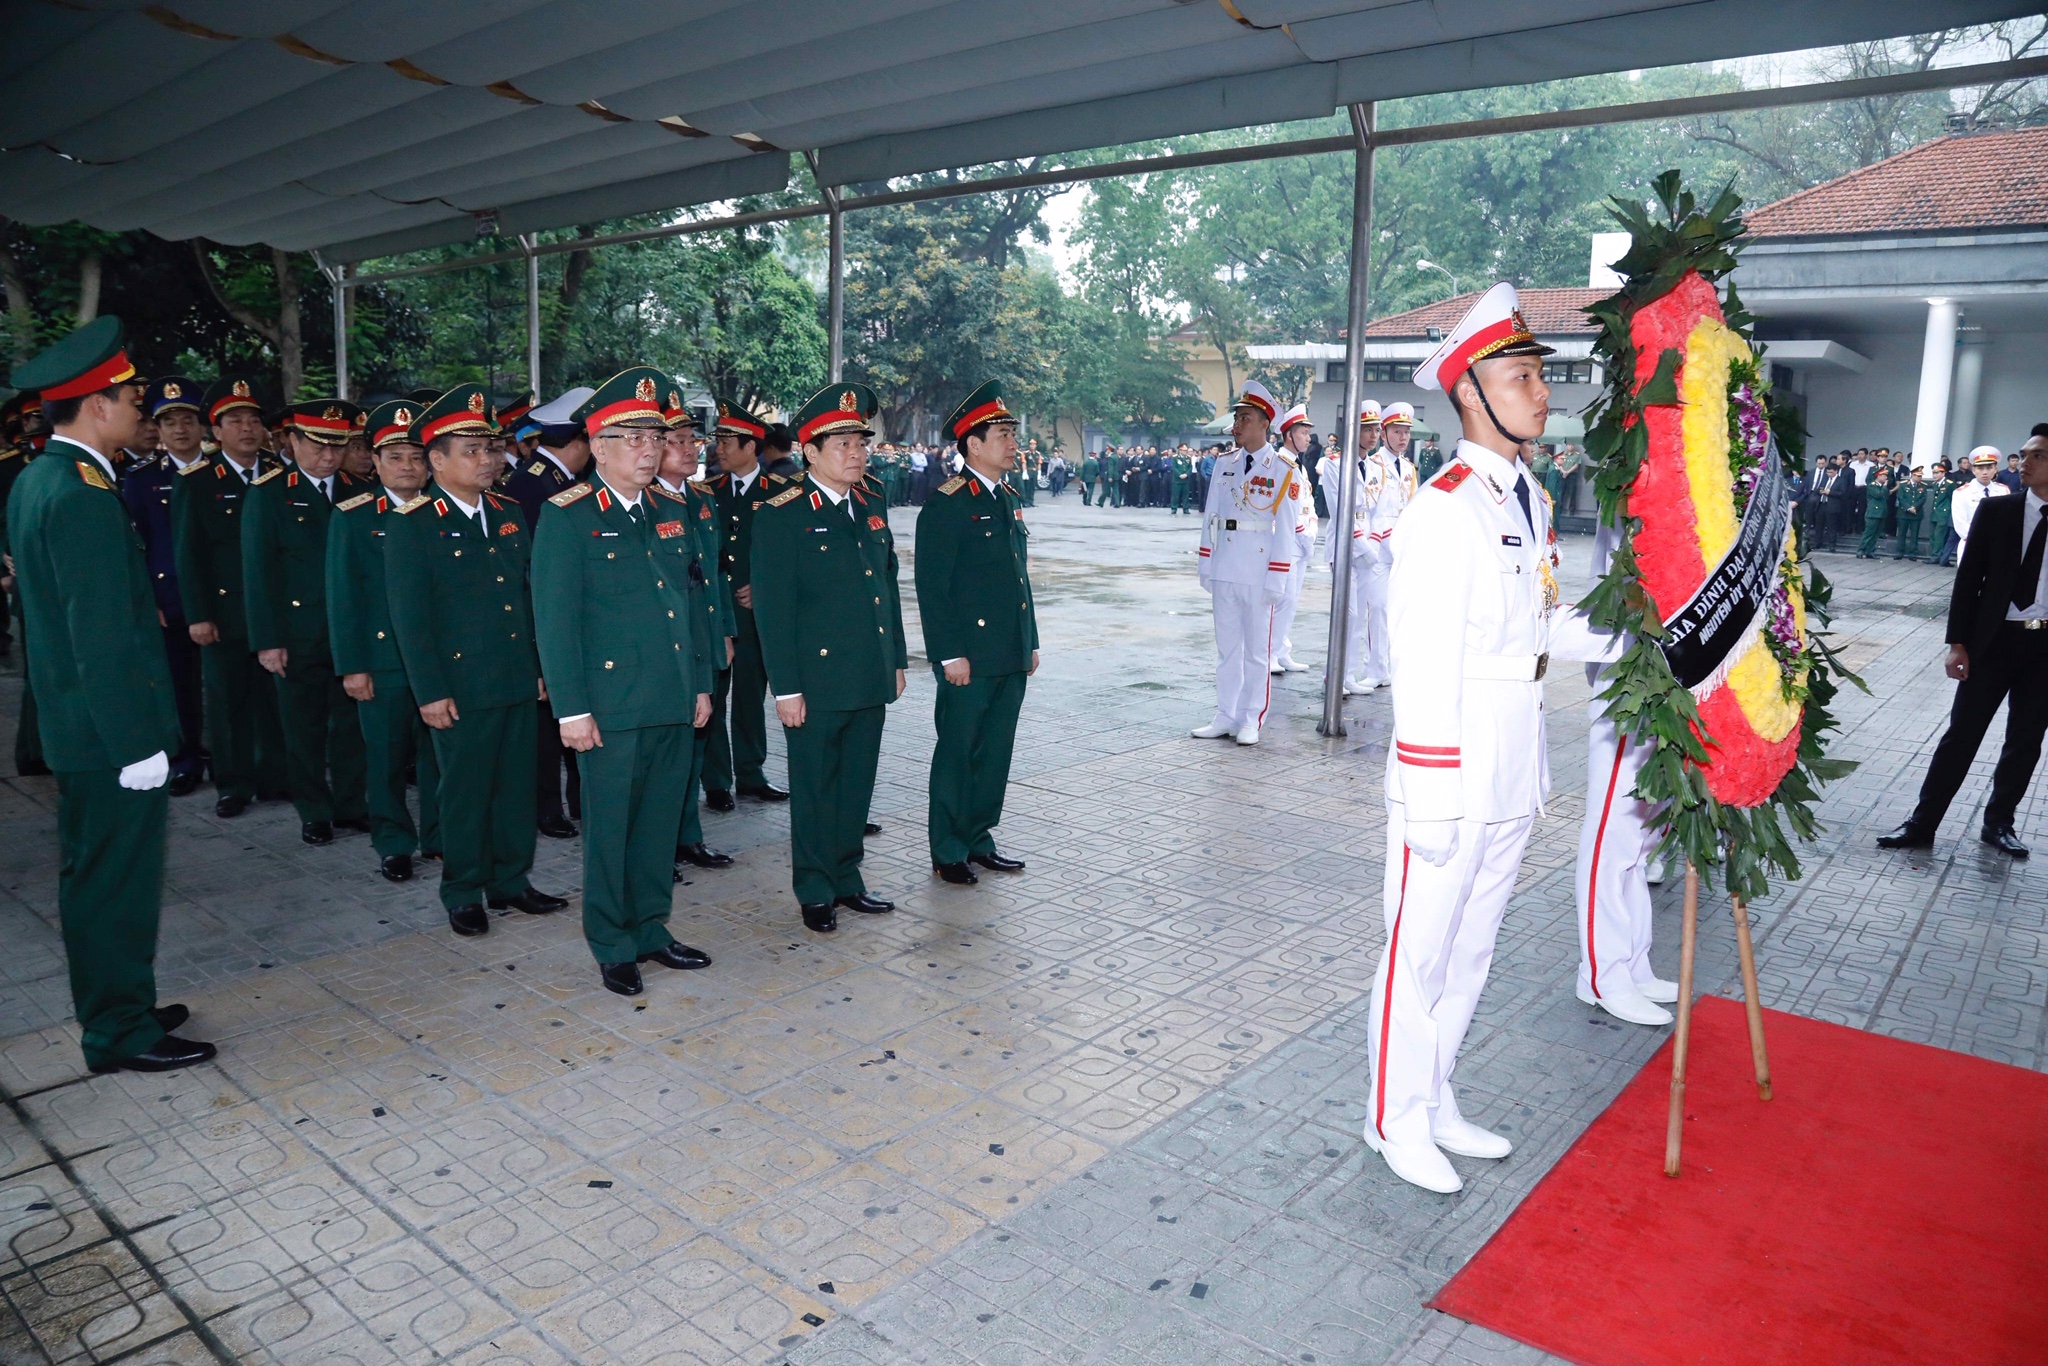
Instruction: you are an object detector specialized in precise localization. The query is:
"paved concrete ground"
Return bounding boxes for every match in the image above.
[0,498,2038,1365]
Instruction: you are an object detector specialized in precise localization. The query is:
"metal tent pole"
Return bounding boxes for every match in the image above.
[314,253,349,400]
[521,234,540,395]
[806,151,846,382]
[1319,101,1375,738]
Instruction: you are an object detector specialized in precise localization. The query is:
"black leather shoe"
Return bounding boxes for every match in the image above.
[1982,826,2030,858]
[934,861,979,885]
[302,821,334,846]
[16,758,52,777]
[1876,823,1934,850]
[448,905,490,936]
[419,849,442,862]
[489,888,568,915]
[335,817,371,835]
[537,814,578,839]
[151,1004,190,1033]
[836,893,894,914]
[675,842,734,869]
[639,940,713,970]
[864,822,883,837]
[739,782,790,803]
[168,770,202,798]
[89,1034,217,1074]
[705,789,736,812]
[215,794,251,818]
[801,902,838,932]
[969,851,1026,873]
[379,854,414,883]
[601,961,644,996]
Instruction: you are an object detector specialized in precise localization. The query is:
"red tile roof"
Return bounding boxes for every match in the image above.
[1365,287,1604,338]
[1746,128,2048,238]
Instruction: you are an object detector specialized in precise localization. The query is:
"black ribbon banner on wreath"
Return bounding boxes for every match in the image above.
[1657,444,1792,691]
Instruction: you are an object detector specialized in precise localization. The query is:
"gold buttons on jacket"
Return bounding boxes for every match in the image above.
[496,576,505,583]
[453,549,461,557]
[376,631,386,639]
[605,661,614,669]
[819,648,828,656]
[606,552,615,560]
[504,604,512,611]
[667,610,675,619]
[976,618,985,626]
[290,599,300,607]
[453,651,462,659]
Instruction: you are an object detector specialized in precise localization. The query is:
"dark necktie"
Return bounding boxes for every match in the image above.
[2016,507,2046,610]
[1243,452,1253,475]
[1514,472,1535,535]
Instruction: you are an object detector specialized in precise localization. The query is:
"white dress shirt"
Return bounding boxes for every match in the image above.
[2008,490,2048,622]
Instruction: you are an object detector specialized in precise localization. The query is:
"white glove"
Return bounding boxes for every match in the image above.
[1405,819,1459,868]
[119,751,170,791]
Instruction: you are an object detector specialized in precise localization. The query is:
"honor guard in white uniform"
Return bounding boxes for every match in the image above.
[1193,381,1303,746]
[1326,401,1404,693]
[1381,401,1421,497]
[1270,404,1317,673]
[1951,446,2010,564]
[1572,519,1681,1027]
[1364,283,1611,1194]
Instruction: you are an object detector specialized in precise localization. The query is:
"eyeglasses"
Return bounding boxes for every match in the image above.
[598,430,665,451]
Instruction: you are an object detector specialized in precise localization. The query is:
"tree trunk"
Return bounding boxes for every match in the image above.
[539,228,594,393]
[0,240,35,368]
[74,252,103,325]
[272,248,302,400]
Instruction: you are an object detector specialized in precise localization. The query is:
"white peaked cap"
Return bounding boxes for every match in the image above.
[1232,379,1278,421]
[1278,403,1310,434]
[1414,282,1554,393]
[531,386,597,426]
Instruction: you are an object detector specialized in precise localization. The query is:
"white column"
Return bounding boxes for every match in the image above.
[1908,298,1958,471]
[1946,341,1984,458]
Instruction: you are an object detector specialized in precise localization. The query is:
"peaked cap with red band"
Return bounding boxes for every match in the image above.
[494,392,534,429]
[1414,281,1554,394]
[1381,400,1415,427]
[714,395,769,440]
[407,384,495,446]
[283,398,364,445]
[1357,398,1382,426]
[1278,403,1311,435]
[10,315,139,402]
[946,379,1018,441]
[574,366,671,435]
[1231,379,1278,422]
[202,376,263,425]
[793,381,878,446]
[364,400,420,449]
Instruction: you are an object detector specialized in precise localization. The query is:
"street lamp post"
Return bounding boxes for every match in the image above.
[1416,258,1461,300]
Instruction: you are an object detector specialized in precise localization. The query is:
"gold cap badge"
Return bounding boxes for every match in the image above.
[466,391,486,413]
[636,377,656,402]
[163,381,182,399]
[838,390,857,412]
[232,380,250,398]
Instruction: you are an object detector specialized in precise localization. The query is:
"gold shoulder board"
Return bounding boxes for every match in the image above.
[687,479,714,495]
[394,494,432,515]
[176,457,209,476]
[938,475,966,496]
[334,491,375,512]
[651,484,688,505]
[549,482,594,508]
[250,465,284,486]
[527,461,547,476]
[75,460,114,491]
[765,485,804,508]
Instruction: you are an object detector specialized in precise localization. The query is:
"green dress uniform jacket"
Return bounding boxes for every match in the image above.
[1926,480,1956,563]
[751,474,907,903]
[675,477,735,847]
[7,439,182,1068]
[914,470,1039,866]
[327,487,439,858]
[243,464,368,824]
[706,465,791,795]
[384,481,541,911]
[1859,478,1891,558]
[1170,452,1196,513]
[172,451,286,799]
[532,477,708,963]
[1892,482,1926,559]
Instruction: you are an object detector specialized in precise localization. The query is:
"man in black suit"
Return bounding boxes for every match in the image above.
[1880,432,2048,858]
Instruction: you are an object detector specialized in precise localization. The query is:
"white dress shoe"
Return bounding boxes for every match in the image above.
[1363,1128,1462,1194]
[1432,1113,1512,1160]
[1646,856,1668,885]
[1234,722,1260,746]
[1637,976,1681,1004]
[1190,722,1233,739]
[1576,985,1673,1026]
[1355,676,1388,692]
[1340,680,1356,697]
[1270,663,1287,675]
[1281,658,1309,672]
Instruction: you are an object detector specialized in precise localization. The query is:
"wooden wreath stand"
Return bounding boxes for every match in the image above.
[1664,862,1773,1176]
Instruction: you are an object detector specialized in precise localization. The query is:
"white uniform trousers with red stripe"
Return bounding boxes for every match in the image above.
[1366,802,1534,1151]
[1208,580,1277,731]
[1356,547,1392,681]
[1271,554,1307,664]
[1575,700,1660,1001]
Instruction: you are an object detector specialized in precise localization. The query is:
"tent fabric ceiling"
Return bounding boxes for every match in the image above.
[0,0,2034,263]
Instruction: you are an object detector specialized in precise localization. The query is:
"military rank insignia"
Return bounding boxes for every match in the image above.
[867,515,886,530]
[655,520,685,539]
[498,521,519,537]
[75,459,113,491]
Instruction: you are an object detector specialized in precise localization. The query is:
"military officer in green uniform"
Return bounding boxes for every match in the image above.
[751,382,907,932]
[1017,441,1038,506]
[327,400,441,882]
[1105,445,1125,507]
[385,385,567,937]
[244,398,371,844]
[704,399,796,809]
[175,378,290,815]
[7,318,214,1072]
[532,368,714,995]
[1170,446,1196,514]
[918,382,1039,885]
[1077,447,1100,506]
[657,390,736,873]
[1891,467,1926,560]
[1925,465,1956,565]
[1857,466,1892,558]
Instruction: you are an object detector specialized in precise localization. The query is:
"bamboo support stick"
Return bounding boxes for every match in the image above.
[1664,863,1700,1177]
[1731,893,1773,1100]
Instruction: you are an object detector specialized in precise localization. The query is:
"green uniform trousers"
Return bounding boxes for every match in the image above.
[430,701,536,911]
[785,704,883,905]
[360,670,440,858]
[57,769,169,1069]
[679,675,722,846]
[1171,480,1196,514]
[14,654,40,773]
[1858,515,1883,557]
[581,722,688,964]
[713,608,771,792]
[201,642,286,799]
[1079,479,1093,506]
[273,660,367,824]
[927,671,1027,866]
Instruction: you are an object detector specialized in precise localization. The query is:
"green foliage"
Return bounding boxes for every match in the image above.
[1578,171,1861,904]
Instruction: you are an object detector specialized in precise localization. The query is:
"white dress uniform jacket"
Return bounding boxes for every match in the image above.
[1951,477,2009,557]
[1198,443,1304,732]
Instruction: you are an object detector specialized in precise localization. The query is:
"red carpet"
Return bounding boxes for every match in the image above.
[1429,997,2048,1365]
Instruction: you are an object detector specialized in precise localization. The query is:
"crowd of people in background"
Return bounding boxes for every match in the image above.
[1792,437,2038,565]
